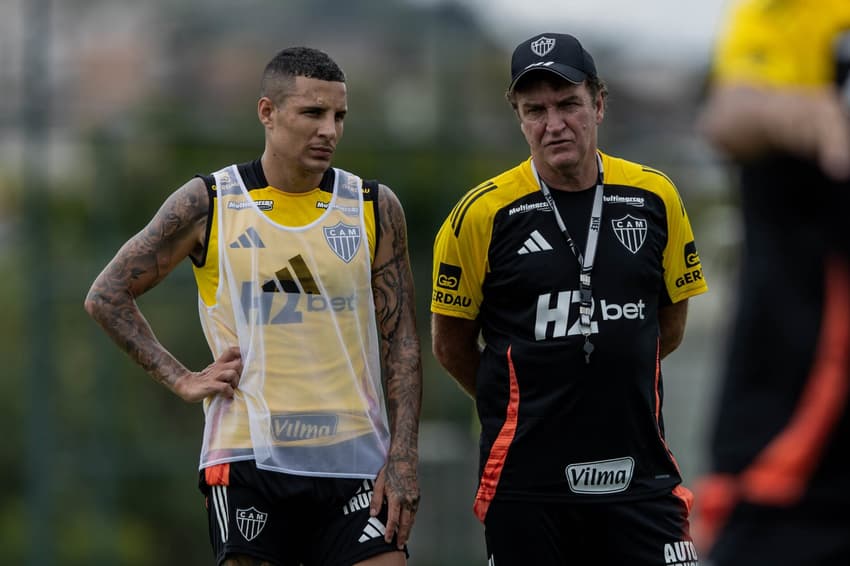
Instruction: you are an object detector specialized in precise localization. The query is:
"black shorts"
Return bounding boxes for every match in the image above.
[709,501,850,566]
[198,460,407,566]
[483,487,697,566]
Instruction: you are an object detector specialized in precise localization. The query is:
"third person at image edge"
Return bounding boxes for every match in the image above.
[431,32,708,565]
[695,1,850,565]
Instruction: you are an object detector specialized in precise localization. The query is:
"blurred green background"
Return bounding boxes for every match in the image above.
[2,0,739,563]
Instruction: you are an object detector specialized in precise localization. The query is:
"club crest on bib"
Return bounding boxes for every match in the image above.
[324,222,361,263]
[611,214,647,254]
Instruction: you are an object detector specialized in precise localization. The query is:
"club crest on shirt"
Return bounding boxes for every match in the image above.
[324,222,361,263]
[611,214,647,254]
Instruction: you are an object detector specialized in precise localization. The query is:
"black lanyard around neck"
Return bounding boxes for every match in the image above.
[532,153,604,363]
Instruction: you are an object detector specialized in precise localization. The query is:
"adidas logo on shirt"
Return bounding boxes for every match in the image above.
[229,227,265,248]
[517,230,553,255]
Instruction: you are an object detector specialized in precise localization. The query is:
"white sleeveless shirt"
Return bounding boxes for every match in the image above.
[197,165,389,478]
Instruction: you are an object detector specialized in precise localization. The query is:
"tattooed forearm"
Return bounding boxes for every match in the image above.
[84,179,209,390]
[86,261,181,382]
[372,186,422,462]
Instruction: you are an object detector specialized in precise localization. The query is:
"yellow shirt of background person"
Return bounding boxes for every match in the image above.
[712,0,850,88]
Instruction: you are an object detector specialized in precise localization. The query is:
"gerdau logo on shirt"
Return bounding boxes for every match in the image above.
[240,254,355,324]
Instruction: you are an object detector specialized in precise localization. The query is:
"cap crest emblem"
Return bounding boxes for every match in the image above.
[530,36,556,57]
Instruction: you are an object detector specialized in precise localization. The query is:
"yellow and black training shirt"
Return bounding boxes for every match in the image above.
[432,152,707,516]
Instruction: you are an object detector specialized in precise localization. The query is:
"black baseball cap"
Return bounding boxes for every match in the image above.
[509,33,597,92]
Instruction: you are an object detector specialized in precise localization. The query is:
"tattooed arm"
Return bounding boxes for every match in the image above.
[368,184,422,549]
[84,178,242,402]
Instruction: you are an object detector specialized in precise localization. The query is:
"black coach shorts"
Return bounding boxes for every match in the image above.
[198,460,407,566]
[483,487,698,566]
[709,501,850,566]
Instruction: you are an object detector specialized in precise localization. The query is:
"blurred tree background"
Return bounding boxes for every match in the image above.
[1,0,738,564]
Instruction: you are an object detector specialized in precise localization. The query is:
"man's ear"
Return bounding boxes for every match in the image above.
[257,96,275,127]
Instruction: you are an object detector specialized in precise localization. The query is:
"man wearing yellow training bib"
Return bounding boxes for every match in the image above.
[86,47,421,566]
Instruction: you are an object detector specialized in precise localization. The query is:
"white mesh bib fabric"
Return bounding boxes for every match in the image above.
[197,165,389,477]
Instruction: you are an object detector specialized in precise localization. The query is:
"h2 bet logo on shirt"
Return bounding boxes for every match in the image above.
[535,290,646,340]
[240,254,356,325]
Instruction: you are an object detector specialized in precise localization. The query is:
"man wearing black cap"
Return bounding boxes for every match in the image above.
[431,33,707,564]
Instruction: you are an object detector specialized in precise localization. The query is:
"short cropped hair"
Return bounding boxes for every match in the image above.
[260,47,346,105]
